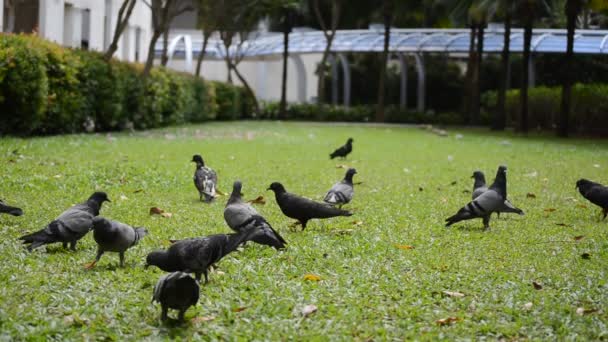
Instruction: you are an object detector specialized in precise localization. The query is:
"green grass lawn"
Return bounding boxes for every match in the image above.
[1,121,607,340]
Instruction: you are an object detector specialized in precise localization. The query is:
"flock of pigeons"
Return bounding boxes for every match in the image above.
[1,137,607,322]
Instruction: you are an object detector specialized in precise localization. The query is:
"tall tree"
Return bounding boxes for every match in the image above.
[312,0,342,105]
[375,0,393,122]
[279,5,296,119]
[103,0,137,61]
[494,1,513,131]
[194,0,217,77]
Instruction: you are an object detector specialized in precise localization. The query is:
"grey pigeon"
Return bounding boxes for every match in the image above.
[576,178,608,220]
[267,182,353,230]
[0,199,23,216]
[153,271,199,321]
[146,229,253,283]
[471,170,524,217]
[446,166,524,230]
[324,168,357,207]
[330,138,353,159]
[85,217,148,269]
[224,181,286,249]
[192,154,218,202]
[19,192,110,251]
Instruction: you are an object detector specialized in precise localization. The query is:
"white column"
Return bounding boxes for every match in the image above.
[63,6,83,48]
[121,25,132,61]
[39,0,65,44]
[0,1,4,32]
[87,1,105,51]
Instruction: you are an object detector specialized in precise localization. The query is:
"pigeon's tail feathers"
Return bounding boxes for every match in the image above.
[133,227,149,246]
[445,206,476,227]
[329,152,337,159]
[226,229,257,255]
[19,227,56,250]
[0,202,23,216]
[500,200,525,215]
[202,179,216,202]
[324,193,339,204]
[252,228,287,250]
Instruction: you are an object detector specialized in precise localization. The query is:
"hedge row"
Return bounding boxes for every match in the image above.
[0,34,252,135]
[481,84,608,134]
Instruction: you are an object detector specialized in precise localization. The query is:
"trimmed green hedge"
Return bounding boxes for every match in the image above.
[0,34,251,135]
[481,84,608,134]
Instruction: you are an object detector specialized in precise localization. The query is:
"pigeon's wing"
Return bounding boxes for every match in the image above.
[224,202,259,231]
[472,186,488,200]
[175,238,214,272]
[324,182,353,205]
[499,199,525,215]
[583,186,608,208]
[446,189,505,226]
[240,215,286,249]
[175,274,200,307]
[200,167,217,197]
[153,273,173,303]
[102,220,137,251]
[55,207,95,235]
[282,193,352,219]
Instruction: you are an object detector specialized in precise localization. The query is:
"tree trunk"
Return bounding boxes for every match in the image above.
[317,36,333,104]
[375,6,392,122]
[463,25,477,124]
[142,29,163,78]
[494,11,511,131]
[230,62,260,115]
[195,34,209,77]
[103,0,137,61]
[520,19,533,134]
[224,55,233,83]
[471,23,485,124]
[279,9,290,119]
[559,1,579,138]
[161,27,170,66]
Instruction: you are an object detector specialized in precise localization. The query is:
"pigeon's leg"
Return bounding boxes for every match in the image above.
[161,306,168,321]
[69,240,77,251]
[482,215,491,231]
[193,272,202,283]
[289,221,302,231]
[119,252,125,267]
[602,208,607,220]
[203,270,209,284]
[85,249,104,269]
[301,221,308,231]
[178,309,186,322]
[62,242,68,249]
[496,212,501,219]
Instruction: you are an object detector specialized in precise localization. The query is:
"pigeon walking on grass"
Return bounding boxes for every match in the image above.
[330,138,353,159]
[324,168,357,208]
[19,192,110,251]
[576,179,608,220]
[146,230,253,283]
[192,155,217,202]
[446,166,524,230]
[0,199,23,216]
[153,271,199,322]
[268,182,353,230]
[84,217,148,269]
[224,181,286,249]
[471,170,522,217]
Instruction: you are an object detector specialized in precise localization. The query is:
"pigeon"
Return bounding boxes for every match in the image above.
[192,154,217,202]
[576,179,608,220]
[330,138,354,159]
[267,182,353,229]
[84,217,148,269]
[153,271,199,321]
[446,166,524,230]
[0,199,23,216]
[19,192,110,251]
[146,229,253,283]
[324,168,357,207]
[224,181,286,249]
[471,170,523,217]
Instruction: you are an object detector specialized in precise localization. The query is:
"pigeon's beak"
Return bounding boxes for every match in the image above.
[105,198,111,203]
[266,187,271,191]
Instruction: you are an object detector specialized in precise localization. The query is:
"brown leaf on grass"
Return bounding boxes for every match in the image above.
[191,316,215,323]
[436,317,459,326]
[576,307,598,316]
[160,212,173,218]
[532,281,543,290]
[574,235,585,241]
[303,274,322,281]
[133,189,144,193]
[581,253,591,259]
[576,204,588,209]
[555,223,570,227]
[395,244,415,250]
[352,220,363,226]
[301,304,318,317]
[232,307,247,313]
[442,291,465,298]
[441,198,448,203]
[526,193,537,199]
[523,302,533,310]
[332,229,354,236]
[150,207,172,217]
[247,196,266,205]
[544,208,557,212]
[216,189,226,196]
[335,164,348,169]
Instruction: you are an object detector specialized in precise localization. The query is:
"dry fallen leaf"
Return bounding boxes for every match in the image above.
[191,316,215,323]
[555,223,570,227]
[133,189,144,194]
[352,220,363,226]
[336,164,348,169]
[120,195,128,201]
[532,281,543,290]
[576,204,588,209]
[332,229,354,236]
[247,196,266,205]
[526,193,537,199]
[303,274,322,281]
[301,304,318,317]
[574,235,585,241]
[544,208,557,213]
[160,212,173,218]
[232,307,247,313]
[581,253,591,260]
[523,302,533,310]
[436,317,459,326]
[150,207,164,215]
[216,189,226,196]
[395,244,415,250]
[442,291,465,298]
[576,307,598,316]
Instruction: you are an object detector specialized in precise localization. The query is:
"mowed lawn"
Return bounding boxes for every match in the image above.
[0,121,607,340]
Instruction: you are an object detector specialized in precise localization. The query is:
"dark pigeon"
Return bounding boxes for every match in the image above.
[330,138,353,159]
[446,166,524,230]
[267,182,353,230]
[19,192,110,251]
[324,168,357,207]
[576,178,608,220]
[146,230,253,283]
[471,170,523,217]
[0,199,23,216]
[85,217,148,269]
[192,154,218,202]
[224,181,286,249]
[153,271,199,321]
